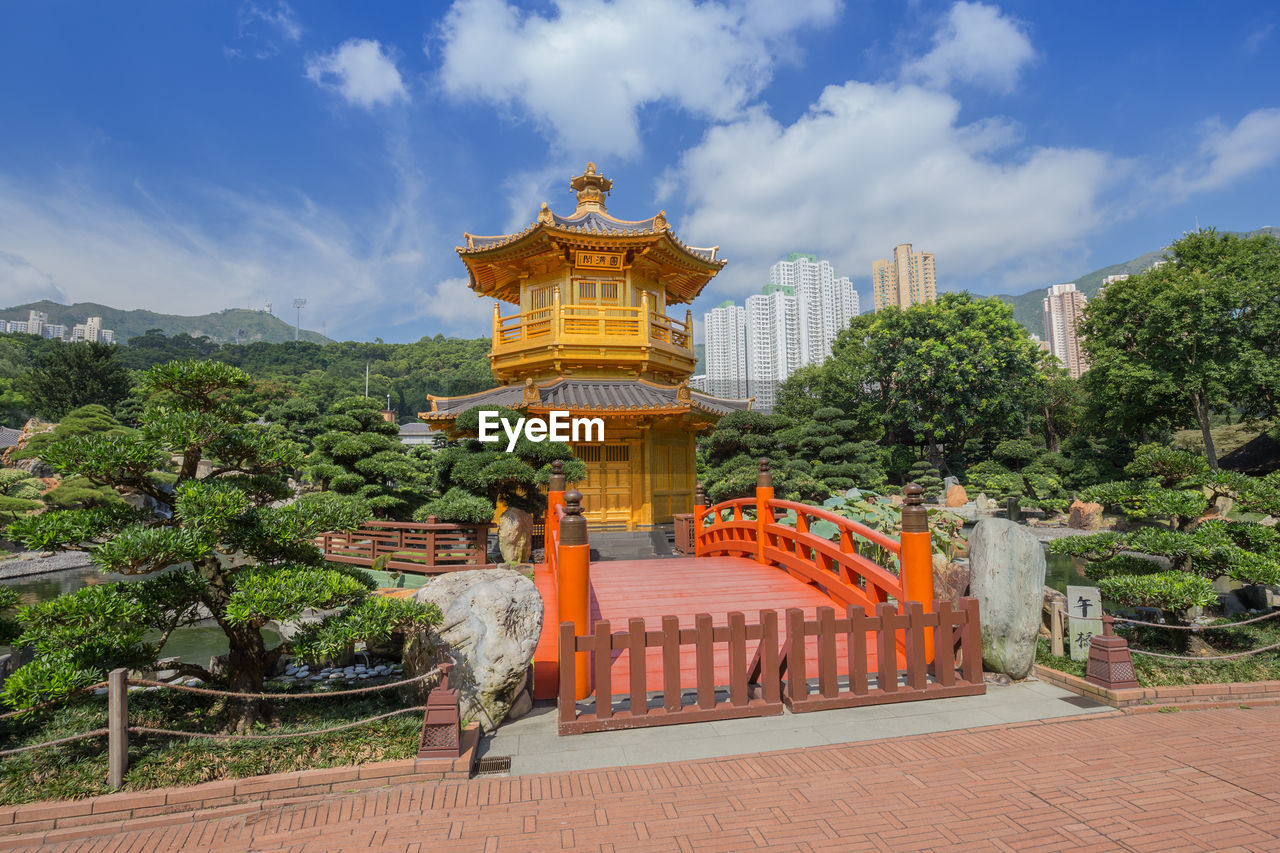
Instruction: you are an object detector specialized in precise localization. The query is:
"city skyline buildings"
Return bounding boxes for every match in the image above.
[704,253,859,411]
[1042,282,1088,378]
[2,309,114,343]
[872,244,937,311]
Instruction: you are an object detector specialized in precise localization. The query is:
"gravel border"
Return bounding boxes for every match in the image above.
[0,551,95,580]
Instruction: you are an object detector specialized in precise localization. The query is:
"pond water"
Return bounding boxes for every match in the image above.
[1,566,280,665]
[1044,550,1090,595]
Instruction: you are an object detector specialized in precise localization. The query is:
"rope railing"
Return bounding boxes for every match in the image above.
[0,662,455,787]
[0,681,108,721]
[131,706,430,741]
[1128,641,1280,661]
[1112,610,1280,631]
[127,666,441,700]
[0,728,110,758]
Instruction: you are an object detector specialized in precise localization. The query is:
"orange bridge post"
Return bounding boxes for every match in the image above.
[693,482,707,557]
[546,459,566,548]
[558,489,592,700]
[899,482,935,661]
[755,459,773,565]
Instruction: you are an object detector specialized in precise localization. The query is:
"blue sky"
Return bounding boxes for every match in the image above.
[1,0,1277,343]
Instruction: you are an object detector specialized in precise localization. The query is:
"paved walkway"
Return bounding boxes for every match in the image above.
[485,679,1112,774]
[22,705,1280,852]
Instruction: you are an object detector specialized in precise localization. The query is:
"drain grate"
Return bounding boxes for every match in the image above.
[475,755,512,775]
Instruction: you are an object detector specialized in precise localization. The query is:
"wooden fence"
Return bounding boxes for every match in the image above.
[782,598,984,713]
[556,597,984,734]
[318,518,493,574]
[558,610,784,734]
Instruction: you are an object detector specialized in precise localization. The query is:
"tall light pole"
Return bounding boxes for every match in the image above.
[293,298,307,342]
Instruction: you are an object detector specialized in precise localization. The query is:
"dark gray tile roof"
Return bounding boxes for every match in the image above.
[550,210,659,233]
[0,426,20,448]
[422,379,750,419]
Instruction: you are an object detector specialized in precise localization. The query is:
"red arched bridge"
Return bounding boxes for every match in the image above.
[321,460,985,735]
[534,461,984,735]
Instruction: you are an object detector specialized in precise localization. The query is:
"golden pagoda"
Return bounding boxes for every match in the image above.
[419,164,751,529]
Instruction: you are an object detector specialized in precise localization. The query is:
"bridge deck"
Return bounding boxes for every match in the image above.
[531,555,893,699]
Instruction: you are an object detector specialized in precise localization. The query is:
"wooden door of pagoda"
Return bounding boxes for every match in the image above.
[574,444,632,526]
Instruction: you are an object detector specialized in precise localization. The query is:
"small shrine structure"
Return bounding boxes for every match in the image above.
[419,164,750,528]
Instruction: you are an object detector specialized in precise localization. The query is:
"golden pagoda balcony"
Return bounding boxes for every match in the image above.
[491,302,695,382]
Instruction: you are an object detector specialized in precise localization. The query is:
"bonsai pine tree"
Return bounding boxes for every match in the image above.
[9,404,134,508]
[415,406,583,523]
[0,469,44,521]
[1049,445,1280,623]
[4,360,439,720]
[307,396,425,519]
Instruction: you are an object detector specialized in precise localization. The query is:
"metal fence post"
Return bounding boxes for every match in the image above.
[108,668,128,788]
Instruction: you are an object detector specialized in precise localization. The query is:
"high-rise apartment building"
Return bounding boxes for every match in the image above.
[25,310,46,338]
[703,302,748,399]
[768,253,859,366]
[1042,283,1089,379]
[872,244,936,311]
[745,290,801,412]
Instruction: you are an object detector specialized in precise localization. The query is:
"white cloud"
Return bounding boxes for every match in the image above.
[0,170,484,340]
[306,39,408,109]
[226,1,301,60]
[664,81,1114,297]
[436,0,841,157]
[243,1,301,42]
[1161,108,1280,198]
[903,1,1034,94]
[0,251,66,306]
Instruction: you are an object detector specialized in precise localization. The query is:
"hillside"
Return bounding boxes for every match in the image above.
[998,226,1280,335]
[0,301,332,345]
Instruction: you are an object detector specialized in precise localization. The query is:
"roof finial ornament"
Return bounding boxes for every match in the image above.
[570,163,612,214]
[653,210,667,231]
[537,202,553,225]
[523,377,540,405]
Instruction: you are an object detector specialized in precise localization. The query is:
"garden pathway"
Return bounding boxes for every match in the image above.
[19,705,1280,851]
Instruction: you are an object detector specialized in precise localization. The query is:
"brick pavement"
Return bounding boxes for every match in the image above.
[16,706,1280,852]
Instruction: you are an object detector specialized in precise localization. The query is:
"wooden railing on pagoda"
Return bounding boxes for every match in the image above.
[318,518,493,574]
[492,295,693,354]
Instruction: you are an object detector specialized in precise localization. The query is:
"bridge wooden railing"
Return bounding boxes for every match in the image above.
[556,597,984,734]
[318,518,493,574]
[692,461,933,616]
[547,459,959,732]
[559,610,784,734]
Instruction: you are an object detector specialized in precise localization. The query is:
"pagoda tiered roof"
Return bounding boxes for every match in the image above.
[419,378,751,422]
[456,163,724,305]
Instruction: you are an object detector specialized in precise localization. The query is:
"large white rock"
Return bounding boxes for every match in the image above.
[497,508,534,564]
[968,518,1045,679]
[409,569,542,732]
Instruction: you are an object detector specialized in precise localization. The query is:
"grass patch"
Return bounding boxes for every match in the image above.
[0,686,423,805]
[1036,613,1280,687]
[1171,421,1269,457]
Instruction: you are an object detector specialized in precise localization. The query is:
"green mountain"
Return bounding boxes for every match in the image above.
[997,226,1280,335]
[0,301,332,345]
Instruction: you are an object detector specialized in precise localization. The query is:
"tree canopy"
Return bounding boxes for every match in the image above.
[1081,229,1280,468]
[4,360,439,719]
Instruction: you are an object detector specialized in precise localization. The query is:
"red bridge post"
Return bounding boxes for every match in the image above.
[693,482,707,558]
[755,459,773,565]
[900,482,935,661]
[558,489,591,700]
[547,459,566,548]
